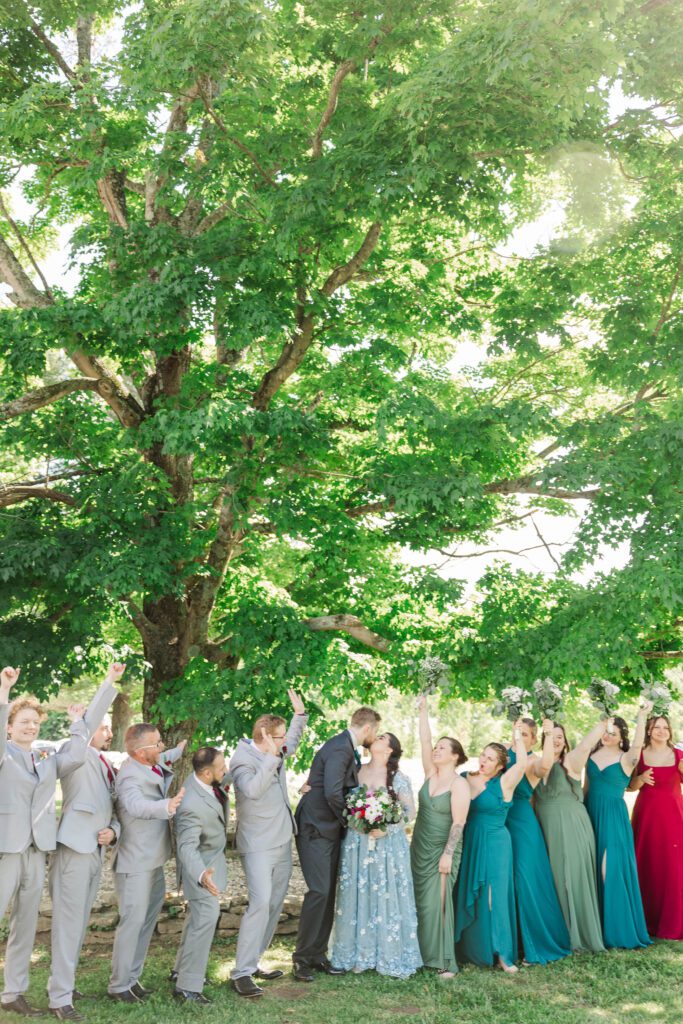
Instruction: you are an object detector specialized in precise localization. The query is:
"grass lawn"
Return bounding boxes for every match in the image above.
[2,936,681,1024]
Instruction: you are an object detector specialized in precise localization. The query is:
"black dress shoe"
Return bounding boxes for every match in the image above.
[231,977,263,998]
[0,996,44,1017]
[71,992,85,1002]
[173,989,211,1005]
[108,990,142,1004]
[292,961,315,982]
[168,970,178,983]
[254,969,284,981]
[314,959,346,975]
[129,983,151,999]
[51,1007,84,1022]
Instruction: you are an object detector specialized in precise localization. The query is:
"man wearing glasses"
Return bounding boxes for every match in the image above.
[108,724,186,1004]
[229,689,308,997]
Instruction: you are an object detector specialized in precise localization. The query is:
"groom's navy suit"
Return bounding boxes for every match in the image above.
[294,730,359,964]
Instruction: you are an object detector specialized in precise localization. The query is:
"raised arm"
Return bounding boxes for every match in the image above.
[116,771,185,820]
[621,702,652,775]
[565,720,610,778]
[283,689,308,758]
[418,696,434,777]
[439,779,470,875]
[501,723,528,801]
[0,666,21,766]
[532,719,555,780]
[231,751,280,801]
[55,664,123,779]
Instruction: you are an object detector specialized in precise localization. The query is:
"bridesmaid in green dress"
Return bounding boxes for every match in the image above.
[410,697,470,978]
[584,703,652,949]
[505,718,571,964]
[535,721,606,953]
[454,729,528,973]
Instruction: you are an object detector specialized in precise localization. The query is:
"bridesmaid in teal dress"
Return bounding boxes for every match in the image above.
[454,729,528,973]
[584,704,652,950]
[410,697,470,978]
[506,718,571,964]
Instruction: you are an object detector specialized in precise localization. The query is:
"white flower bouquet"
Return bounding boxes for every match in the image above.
[587,678,621,721]
[491,686,532,722]
[532,677,564,721]
[343,784,405,851]
[409,656,452,697]
[639,679,673,717]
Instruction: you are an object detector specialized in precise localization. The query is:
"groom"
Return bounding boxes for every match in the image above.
[293,706,381,982]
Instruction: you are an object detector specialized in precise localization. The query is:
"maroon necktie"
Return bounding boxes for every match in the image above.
[99,754,115,786]
[212,784,226,805]
[151,765,163,777]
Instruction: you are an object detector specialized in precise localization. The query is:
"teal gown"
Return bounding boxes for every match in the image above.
[585,758,651,950]
[454,774,517,967]
[506,750,571,964]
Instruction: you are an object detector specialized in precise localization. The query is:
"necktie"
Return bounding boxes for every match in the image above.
[99,754,115,786]
[151,765,163,777]
[354,750,361,768]
[30,752,39,776]
[212,784,226,805]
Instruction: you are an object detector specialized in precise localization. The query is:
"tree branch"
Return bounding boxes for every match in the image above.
[310,60,356,158]
[0,377,106,421]
[27,17,76,81]
[252,222,381,412]
[66,351,144,428]
[0,195,52,297]
[0,230,52,308]
[0,484,78,510]
[304,614,391,652]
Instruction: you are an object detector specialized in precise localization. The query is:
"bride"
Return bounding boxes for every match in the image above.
[329,732,422,978]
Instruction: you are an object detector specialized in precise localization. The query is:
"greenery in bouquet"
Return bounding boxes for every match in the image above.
[491,686,532,722]
[639,680,674,718]
[587,679,621,718]
[408,656,453,698]
[532,678,565,722]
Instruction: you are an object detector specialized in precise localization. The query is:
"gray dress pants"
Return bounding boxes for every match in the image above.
[0,848,46,1002]
[48,846,104,1008]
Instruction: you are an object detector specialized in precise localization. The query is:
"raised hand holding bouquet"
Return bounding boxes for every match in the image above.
[344,784,406,851]
[491,686,532,722]
[639,679,674,717]
[410,656,452,698]
[532,677,564,721]
[587,678,621,732]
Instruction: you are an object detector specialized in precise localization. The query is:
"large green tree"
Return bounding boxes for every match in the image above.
[0,0,681,740]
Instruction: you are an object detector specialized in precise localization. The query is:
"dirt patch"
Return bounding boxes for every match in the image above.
[269,983,312,1000]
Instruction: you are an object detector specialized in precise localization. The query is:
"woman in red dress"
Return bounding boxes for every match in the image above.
[629,715,683,940]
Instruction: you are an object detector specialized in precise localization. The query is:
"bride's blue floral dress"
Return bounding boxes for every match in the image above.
[330,771,423,978]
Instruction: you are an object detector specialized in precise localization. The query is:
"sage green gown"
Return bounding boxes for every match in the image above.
[535,763,605,953]
[410,780,462,973]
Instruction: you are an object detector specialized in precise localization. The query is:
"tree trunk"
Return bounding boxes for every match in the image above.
[110,689,133,752]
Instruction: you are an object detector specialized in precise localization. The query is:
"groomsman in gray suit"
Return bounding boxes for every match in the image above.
[48,709,121,1021]
[108,723,186,1004]
[0,663,121,1018]
[229,689,308,998]
[172,747,231,1005]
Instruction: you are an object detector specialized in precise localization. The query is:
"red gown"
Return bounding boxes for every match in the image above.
[631,748,683,940]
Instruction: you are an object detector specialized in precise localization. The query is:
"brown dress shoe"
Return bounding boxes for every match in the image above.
[51,1006,84,1021]
[1,995,45,1017]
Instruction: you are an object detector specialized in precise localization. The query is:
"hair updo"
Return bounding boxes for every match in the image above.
[437,736,468,766]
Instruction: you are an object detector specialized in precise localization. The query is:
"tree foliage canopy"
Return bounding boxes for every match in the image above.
[0,0,681,740]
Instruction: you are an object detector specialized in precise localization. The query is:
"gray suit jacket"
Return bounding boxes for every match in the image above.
[57,746,120,855]
[0,678,118,854]
[112,744,184,874]
[175,772,231,900]
[230,714,307,854]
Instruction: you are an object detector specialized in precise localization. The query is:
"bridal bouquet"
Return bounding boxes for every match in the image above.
[409,656,452,697]
[639,679,673,717]
[343,785,406,851]
[587,678,621,722]
[491,686,532,722]
[532,677,564,721]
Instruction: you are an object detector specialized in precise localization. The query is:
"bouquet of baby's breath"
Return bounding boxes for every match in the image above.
[491,686,532,722]
[587,678,621,718]
[532,678,564,721]
[639,679,673,717]
[409,656,452,697]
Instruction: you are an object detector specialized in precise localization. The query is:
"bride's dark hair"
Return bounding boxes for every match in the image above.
[384,732,403,798]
